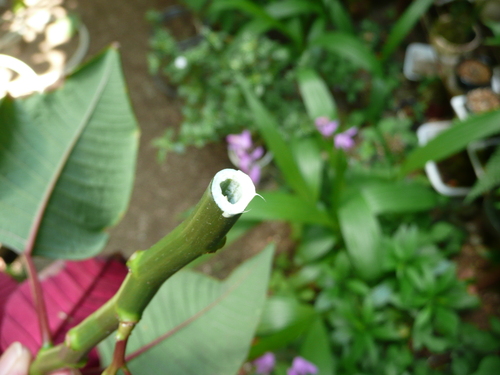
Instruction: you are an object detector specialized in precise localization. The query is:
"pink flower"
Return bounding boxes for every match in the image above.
[287,357,318,375]
[226,130,264,185]
[253,352,276,374]
[226,130,253,150]
[334,127,357,150]
[315,116,338,138]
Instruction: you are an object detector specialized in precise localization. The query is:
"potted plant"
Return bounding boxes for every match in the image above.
[429,0,482,83]
[455,57,493,91]
[466,87,500,114]
[417,121,476,196]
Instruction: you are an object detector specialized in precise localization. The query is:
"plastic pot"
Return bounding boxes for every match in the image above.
[417,121,476,196]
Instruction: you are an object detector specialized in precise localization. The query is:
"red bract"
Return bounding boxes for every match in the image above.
[0,272,18,335]
[0,257,127,362]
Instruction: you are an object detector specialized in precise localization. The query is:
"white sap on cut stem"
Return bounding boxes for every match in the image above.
[212,169,256,218]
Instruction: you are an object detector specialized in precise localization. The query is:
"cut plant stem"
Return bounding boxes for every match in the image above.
[29,169,256,375]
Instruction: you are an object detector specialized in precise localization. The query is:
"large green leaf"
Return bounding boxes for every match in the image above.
[0,47,139,259]
[98,245,274,375]
[237,75,312,201]
[361,182,437,214]
[297,68,337,120]
[402,110,500,174]
[338,194,382,281]
[250,296,316,358]
[311,32,382,77]
[300,319,335,375]
[380,0,434,60]
[242,191,333,227]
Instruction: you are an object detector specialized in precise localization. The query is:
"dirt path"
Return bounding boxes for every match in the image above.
[71,0,290,274]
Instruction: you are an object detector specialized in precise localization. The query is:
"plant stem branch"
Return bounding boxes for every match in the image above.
[23,254,52,348]
[28,169,255,375]
[101,322,135,375]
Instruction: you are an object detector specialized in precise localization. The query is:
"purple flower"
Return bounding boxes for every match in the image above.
[226,130,264,185]
[253,352,276,374]
[315,116,338,138]
[287,357,318,375]
[226,130,253,150]
[334,127,357,150]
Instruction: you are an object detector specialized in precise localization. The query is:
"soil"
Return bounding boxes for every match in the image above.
[67,0,289,275]
[436,151,476,188]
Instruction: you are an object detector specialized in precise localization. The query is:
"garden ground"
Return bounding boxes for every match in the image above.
[73,0,293,276]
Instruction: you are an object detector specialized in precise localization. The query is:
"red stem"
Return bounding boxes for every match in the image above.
[23,254,52,347]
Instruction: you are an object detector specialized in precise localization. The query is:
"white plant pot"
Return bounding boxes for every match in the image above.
[451,95,468,120]
[417,121,473,196]
[451,70,500,120]
[403,43,438,81]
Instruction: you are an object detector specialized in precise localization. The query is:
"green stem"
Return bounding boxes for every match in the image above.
[29,169,256,375]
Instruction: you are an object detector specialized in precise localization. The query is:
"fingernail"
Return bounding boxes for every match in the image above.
[0,342,32,375]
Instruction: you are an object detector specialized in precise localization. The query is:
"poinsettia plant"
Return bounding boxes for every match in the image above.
[0,47,272,375]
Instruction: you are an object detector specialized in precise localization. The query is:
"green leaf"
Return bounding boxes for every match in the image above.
[300,319,335,375]
[452,356,472,375]
[472,356,500,375]
[296,225,336,264]
[366,76,393,123]
[265,0,321,19]
[291,137,323,202]
[0,47,139,259]
[250,296,316,358]
[361,182,437,214]
[402,110,500,174]
[256,295,316,335]
[338,193,382,280]
[434,307,459,338]
[209,0,296,44]
[461,323,500,353]
[381,0,434,60]
[297,68,337,120]
[490,316,500,335]
[326,0,355,34]
[98,245,274,375]
[414,306,433,330]
[242,191,333,227]
[467,145,500,201]
[311,32,382,76]
[238,75,313,201]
